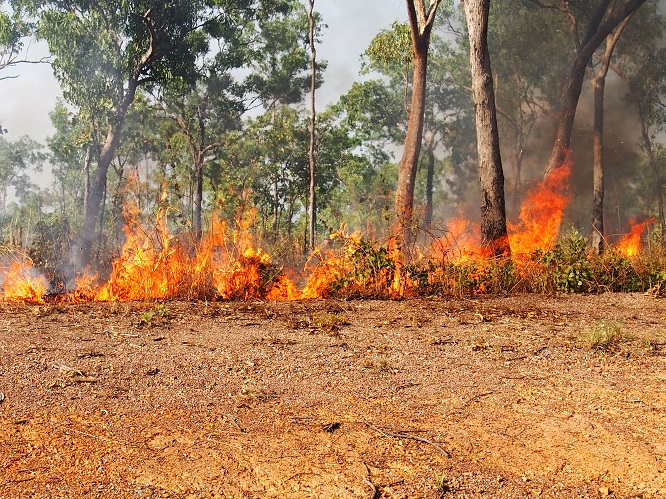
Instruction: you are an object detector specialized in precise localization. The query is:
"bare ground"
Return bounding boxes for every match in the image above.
[0,294,665,498]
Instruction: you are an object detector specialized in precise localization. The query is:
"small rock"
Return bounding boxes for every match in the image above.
[599,486,610,496]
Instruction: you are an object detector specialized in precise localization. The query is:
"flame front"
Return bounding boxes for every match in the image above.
[616,218,654,257]
[508,156,572,256]
[1,260,47,304]
[0,148,657,303]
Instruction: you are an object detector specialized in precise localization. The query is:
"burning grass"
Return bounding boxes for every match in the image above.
[1,223,664,303]
[2,152,664,303]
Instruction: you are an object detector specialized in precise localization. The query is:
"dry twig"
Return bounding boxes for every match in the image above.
[364,421,450,457]
[362,462,378,499]
[225,413,245,433]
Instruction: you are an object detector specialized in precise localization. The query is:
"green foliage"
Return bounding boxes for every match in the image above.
[539,230,593,293]
[0,135,44,205]
[309,311,348,332]
[0,2,33,73]
[362,21,412,78]
[330,238,397,299]
[532,231,666,294]
[139,303,170,326]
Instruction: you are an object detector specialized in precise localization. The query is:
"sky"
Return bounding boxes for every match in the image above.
[0,0,407,146]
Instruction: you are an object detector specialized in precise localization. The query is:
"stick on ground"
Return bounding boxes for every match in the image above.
[364,421,451,457]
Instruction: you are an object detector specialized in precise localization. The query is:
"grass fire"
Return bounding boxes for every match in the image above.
[1,156,663,304]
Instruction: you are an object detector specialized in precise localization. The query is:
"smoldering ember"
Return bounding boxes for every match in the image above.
[0,1,665,498]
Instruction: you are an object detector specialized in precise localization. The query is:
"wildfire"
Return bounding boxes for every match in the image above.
[0,148,657,303]
[616,218,654,257]
[430,214,483,263]
[0,259,48,304]
[508,162,572,256]
[430,152,573,263]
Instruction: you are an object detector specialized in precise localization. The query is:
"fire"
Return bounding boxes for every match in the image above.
[430,214,483,263]
[0,147,657,303]
[508,153,572,256]
[0,259,48,304]
[616,218,654,257]
[430,153,572,263]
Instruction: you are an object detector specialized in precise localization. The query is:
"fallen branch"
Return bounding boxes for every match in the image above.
[456,391,494,410]
[65,427,127,445]
[52,363,85,377]
[362,462,378,499]
[364,421,450,457]
[225,413,245,433]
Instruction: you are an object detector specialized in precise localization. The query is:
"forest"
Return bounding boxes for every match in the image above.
[0,0,665,301]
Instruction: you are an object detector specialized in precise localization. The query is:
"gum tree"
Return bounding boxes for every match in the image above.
[463,0,509,253]
[14,0,289,265]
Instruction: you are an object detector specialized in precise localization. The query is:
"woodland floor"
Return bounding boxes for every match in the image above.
[0,294,665,498]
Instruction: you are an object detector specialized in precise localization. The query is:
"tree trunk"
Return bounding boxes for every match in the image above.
[307,0,317,252]
[395,46,428,246]
[424,140,435,230]
[590,16,631,253]
[82,144,92,218]
[193,155,204,242]
[394,0,441,250]
[637,99,665,239]
[80,121,123,265]
[463,0,509,254]
[272,174,279,243]
[591,76,605,254]
[544,0,649,174]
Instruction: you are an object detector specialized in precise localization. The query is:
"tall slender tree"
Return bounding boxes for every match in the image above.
[395,0,442,248]
[307,0,317,252]
[17,0,290,265]
[589,16,633,253]
[463,0,509,253]
[532,0,650,175]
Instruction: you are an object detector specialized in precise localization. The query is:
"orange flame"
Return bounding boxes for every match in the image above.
[616,218,654,257]
[508,153,572,256]
[430,214,483,263]
[1,260,48,304]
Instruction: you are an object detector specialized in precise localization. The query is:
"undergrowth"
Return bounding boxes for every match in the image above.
[315,231,666,298]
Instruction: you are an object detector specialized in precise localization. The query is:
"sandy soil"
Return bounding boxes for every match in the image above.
[0,293,665,498]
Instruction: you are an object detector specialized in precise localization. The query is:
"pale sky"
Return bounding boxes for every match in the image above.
[1,0,406,145]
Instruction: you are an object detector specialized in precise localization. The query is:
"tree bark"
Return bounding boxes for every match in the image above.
[463,0,509,254]
[544,0,649,175]
[424,136,435,230]
[193,155,204,242]
[394,0,441,249]
[80,119,124,265]
[637,98,665,239]
[590,16,630,254]
[609,61,665,241]
[591,76,605,254]
[307,0,317,252]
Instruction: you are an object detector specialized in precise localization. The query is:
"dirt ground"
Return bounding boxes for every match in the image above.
[1,293,665,498]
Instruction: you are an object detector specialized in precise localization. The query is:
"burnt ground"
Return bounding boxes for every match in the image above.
[0,294,665,498]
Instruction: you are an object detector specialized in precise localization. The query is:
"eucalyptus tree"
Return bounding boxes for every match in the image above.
[609,1,666,238]
[13,0,290,265]
[306,0,316,252]
[589,16,633,253]
[396,0,443,247]
[243,0,325,244]
[356,14,470,233]
[156,72,245,242]
[0,1,48,80]
[487,1,569,213]
[463,0,508,254]
[0,134,43,210]
[47,101,90,218]
[531,0,651,175]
